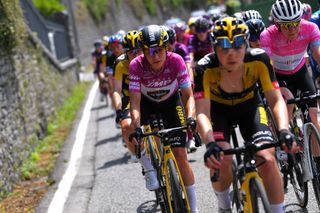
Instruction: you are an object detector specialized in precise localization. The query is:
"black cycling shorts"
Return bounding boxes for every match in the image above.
[276,64,317,108]
[211,97,274,144]
[140,92,187,148]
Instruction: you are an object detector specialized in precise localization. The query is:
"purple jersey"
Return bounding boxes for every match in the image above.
[189,35,213,62]
[129,52,191,102]
[174,42,191,63]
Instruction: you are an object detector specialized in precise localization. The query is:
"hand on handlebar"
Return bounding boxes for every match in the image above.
[204,142,223,169]
[279,129,297,154]
[186,117,197,131]
[129,127,143,143]
[115,109,123,124]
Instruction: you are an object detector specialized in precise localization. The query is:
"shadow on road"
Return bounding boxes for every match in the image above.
[98,152,131,170]
[137,200,159,213]
[91,104,109,111]
[95,133,122,147]
[285,203,309,213]
[96,113,115,122]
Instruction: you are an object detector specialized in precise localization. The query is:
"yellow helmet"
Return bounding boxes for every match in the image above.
[188,17,198,27]
[212,16,248,42]
[122,30,142,51]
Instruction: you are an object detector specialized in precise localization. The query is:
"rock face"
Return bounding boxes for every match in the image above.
[0,4,78,195]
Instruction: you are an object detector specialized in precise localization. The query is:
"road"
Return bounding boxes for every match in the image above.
[37,81,320,213]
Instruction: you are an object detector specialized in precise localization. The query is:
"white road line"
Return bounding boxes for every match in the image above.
[47,80,98,213]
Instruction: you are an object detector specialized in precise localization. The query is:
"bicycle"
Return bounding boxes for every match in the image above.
[212,125,284,213]
[130,117,201,213]
[280,92,320,209]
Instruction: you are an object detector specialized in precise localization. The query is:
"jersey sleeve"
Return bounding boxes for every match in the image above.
[174,54,191,89]
[114,60,123,81]
[259,28,273,57]
[193,54,212,99]
[129,58,141,93]
[254,50,280,92]
[308,21,320,48]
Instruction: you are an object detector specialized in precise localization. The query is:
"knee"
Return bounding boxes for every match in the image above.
[259,154,278,174]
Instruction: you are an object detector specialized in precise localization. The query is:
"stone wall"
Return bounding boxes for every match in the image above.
[0,34,78,195]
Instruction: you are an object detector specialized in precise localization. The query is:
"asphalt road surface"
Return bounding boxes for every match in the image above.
[37,82,320,213]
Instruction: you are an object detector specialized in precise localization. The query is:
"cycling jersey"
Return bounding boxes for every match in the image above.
[106,53,117,75]
[91,49,107,74]
[194,48,279,106]
[189,35,213,62]
[129,52,191,102]
[114,53,130,110]
[174,42,191,63]
[260,19,320,75]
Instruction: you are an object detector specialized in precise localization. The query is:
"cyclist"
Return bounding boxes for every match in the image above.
[194,16,294,213]
[243,10,266,48]
[186,17,198,35]
[173,21,191,47]
[302,3,312,21]
[113,30,143,161]
[260,0,320,164]
[107,33,125,109]
[164,25,197,152]
[190,17,213,67]
[129,25,198,212]
[91,39,108,101]
[311,1,320,85]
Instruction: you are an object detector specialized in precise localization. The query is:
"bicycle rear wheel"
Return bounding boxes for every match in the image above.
[167,159,188,213]
[305,123,320,209]
[249,177,271,213]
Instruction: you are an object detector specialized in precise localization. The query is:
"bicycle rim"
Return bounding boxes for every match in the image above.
[289,151,308,208]
[249,178,271,213]
[167,159,188,213]
[307,124,320,209]
[231,160,243,212]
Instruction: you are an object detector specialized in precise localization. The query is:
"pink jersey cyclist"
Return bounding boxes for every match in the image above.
[260,19,320,75]
[129,51,191,102]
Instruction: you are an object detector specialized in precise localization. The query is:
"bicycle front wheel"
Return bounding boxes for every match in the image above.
[249,177,271,213]
[305,123,320,209]
[167,159,188,213]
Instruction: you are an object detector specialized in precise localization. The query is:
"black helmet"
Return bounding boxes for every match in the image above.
[162,25,176,44]
[139,25,169,48]
[195,17,210,32]
[246,19,265,41]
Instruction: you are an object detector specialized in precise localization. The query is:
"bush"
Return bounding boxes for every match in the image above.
[81,0,109,23]
[32,0,65,17]
[143,0,157,16]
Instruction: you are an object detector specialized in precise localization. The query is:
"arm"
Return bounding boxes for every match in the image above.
[195,98,214,145]
[112,79,122,110]
[180,86,195,119]
[130,92,141,129]
[186,61,194,84]
[310,45,320,64]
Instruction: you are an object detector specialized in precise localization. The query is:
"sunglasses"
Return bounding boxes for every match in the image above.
[127,49,142,55]
[216,35,246,49]
[249,33,260,42]
[196,28,208,33]
[144,46,166,56]
[278,20,300,29]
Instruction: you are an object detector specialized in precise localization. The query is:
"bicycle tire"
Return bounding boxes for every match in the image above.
[167,159,188,213]
[305,123,320,209]
[249,177,271,213]
[147,136,169,212]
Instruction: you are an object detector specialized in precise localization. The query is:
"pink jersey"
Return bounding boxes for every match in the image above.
[260,19,320,74]
[129,52,191,102]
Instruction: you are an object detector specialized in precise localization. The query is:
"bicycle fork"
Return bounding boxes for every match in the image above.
[302,124,314,182]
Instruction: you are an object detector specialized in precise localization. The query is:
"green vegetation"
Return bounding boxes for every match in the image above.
[82,0,109,23]
[32,0,65,17]
[0,0,25,54]
[143,0,157,16]
[21,82,91,180]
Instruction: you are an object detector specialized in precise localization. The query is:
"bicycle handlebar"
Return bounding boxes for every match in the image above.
[286,93,320,105]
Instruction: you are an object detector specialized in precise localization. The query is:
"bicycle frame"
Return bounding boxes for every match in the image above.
[142,124,190,213]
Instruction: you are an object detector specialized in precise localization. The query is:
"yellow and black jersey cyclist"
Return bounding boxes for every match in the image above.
[195,16,294,213]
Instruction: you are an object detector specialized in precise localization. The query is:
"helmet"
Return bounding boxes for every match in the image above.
[93,39,103,48]
[212,16,248,41]
[188,17,198,27]
[139,25,169,48]
[117,30,126,36]
[173,21,187,32]
[233,12,244,20]
[163,25,176,43]
[109,34,123,44]
[122,30,141,51]
[195,17,210,32]
[246,19,265,40]
[243,10,262,22]
[271,0,303,22]
[302,3,312,20]
[102,35,109,46]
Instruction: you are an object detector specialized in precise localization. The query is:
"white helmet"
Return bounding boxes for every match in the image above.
[271,0,303,22]
[243,10,262,22]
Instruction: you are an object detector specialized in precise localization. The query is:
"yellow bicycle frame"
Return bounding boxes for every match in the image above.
[143,124,191,213]
[239,171,265,213]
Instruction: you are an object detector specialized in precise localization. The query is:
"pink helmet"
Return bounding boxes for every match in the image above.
[302,3,312,20]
